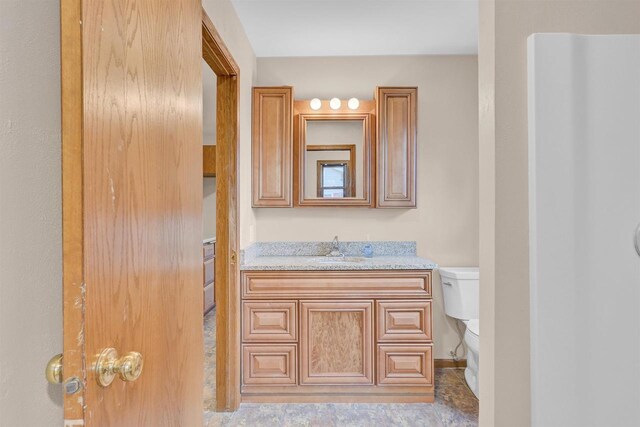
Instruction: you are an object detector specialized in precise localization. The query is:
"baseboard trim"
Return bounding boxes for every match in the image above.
[435,358,467,368]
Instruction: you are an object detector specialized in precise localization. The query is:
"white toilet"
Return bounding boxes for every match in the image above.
[439,267,480,398]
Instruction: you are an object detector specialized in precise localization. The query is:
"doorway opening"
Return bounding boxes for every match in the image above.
[202,56,218,412]
[200,9,241,412]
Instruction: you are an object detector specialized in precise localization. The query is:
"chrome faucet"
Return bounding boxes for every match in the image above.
[327,235,344,258]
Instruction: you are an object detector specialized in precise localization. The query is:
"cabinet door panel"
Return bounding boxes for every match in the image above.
[300,300,373,385]
[243,301,297,342]
[377,300,432,342]
[242,344,297,386]
[378,344,433,386]
[252,87,293,207]
[376,87,417,208]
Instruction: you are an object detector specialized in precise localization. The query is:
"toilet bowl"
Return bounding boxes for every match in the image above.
[463,318,479,398]
[439,267,479,399]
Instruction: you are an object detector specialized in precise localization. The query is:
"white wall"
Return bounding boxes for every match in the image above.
[203,60,217,239]
[0,1,63,424]
[479,1,640,426]
[203,59,217,145]
[255,55,479,360]
[203,177,217,239]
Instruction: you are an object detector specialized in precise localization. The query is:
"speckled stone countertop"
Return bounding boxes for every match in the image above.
[240,241,437,271]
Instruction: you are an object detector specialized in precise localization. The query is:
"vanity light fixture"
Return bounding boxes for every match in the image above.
[309,98,322,111]
[348,97,360,110]
[329,97,342,110]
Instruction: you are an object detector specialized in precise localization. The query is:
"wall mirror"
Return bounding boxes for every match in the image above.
[294,101,374,207]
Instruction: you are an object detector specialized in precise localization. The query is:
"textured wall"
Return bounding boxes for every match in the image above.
[0,0,63,424]
[255,55,479,360]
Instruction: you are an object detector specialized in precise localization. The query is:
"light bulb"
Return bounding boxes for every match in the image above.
[329,98,341,110]
[309,98,322,111]
[348,98,360,110]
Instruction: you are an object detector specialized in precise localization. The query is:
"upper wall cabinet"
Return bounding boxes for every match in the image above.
[252,87,293,207]
[251,86,418,209]
[376,87,417,208]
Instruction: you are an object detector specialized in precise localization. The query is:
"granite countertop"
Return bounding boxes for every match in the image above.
[240,241,437,271]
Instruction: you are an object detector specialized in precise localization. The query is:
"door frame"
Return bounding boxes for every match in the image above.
[60,3,241,420]
[201,9,241,412]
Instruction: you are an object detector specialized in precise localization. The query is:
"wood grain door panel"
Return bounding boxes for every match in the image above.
[300,300,373,385]
[242,344,297,386]
[378,345,433,386]
[79,0,204,424]
[377,300,432,342]
[242,270,432,299]
[252,87,293,207]
[243,301,297,342]
[376,87,417,208]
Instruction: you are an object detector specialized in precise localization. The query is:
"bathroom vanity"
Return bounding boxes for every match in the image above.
[240,242,436,403]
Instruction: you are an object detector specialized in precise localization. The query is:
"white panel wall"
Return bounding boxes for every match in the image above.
[529,34,640,427]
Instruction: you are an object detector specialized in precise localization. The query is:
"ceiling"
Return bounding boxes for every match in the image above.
[231,0,478,57]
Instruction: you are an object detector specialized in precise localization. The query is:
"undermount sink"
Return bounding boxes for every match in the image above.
[311,256,367,264]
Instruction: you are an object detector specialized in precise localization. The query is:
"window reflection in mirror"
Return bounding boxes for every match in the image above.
[318,161,353,198]
[304,120,363,199]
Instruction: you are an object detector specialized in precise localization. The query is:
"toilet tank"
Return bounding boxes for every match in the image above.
[439,267,479,320]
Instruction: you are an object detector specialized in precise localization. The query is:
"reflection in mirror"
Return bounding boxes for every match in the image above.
[304,121,363,199]
[317,160,353,198]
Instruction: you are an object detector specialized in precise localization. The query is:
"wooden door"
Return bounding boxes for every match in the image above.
[252,87,293,207]
[376,87,418,208]
[300,300,373,385]
[61,0,204,425]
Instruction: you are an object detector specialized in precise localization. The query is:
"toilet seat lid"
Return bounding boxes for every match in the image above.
[466,319,479,336]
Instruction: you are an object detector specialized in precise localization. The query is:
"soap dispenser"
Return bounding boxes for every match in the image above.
[362,240,374,258]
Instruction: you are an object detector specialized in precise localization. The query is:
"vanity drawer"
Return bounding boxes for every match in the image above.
[204,258,214,285]
[242,344,297,386]
[203,243,215,260]
[204,283,215,313]
[377,300,432,342]
[243,301,297,342]
[242,270,431,298]
[377,344,433,386]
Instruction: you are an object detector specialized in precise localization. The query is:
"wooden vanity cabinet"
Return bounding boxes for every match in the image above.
[252,87,293,207]
[240,270,434,403]
[376,87,418,208]
[203,241,215,314]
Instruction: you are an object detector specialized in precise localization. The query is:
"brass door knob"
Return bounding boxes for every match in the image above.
[95,348,144,387]
[45,353,63,384]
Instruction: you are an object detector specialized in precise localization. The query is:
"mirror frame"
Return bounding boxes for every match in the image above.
[294,100,375,207]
